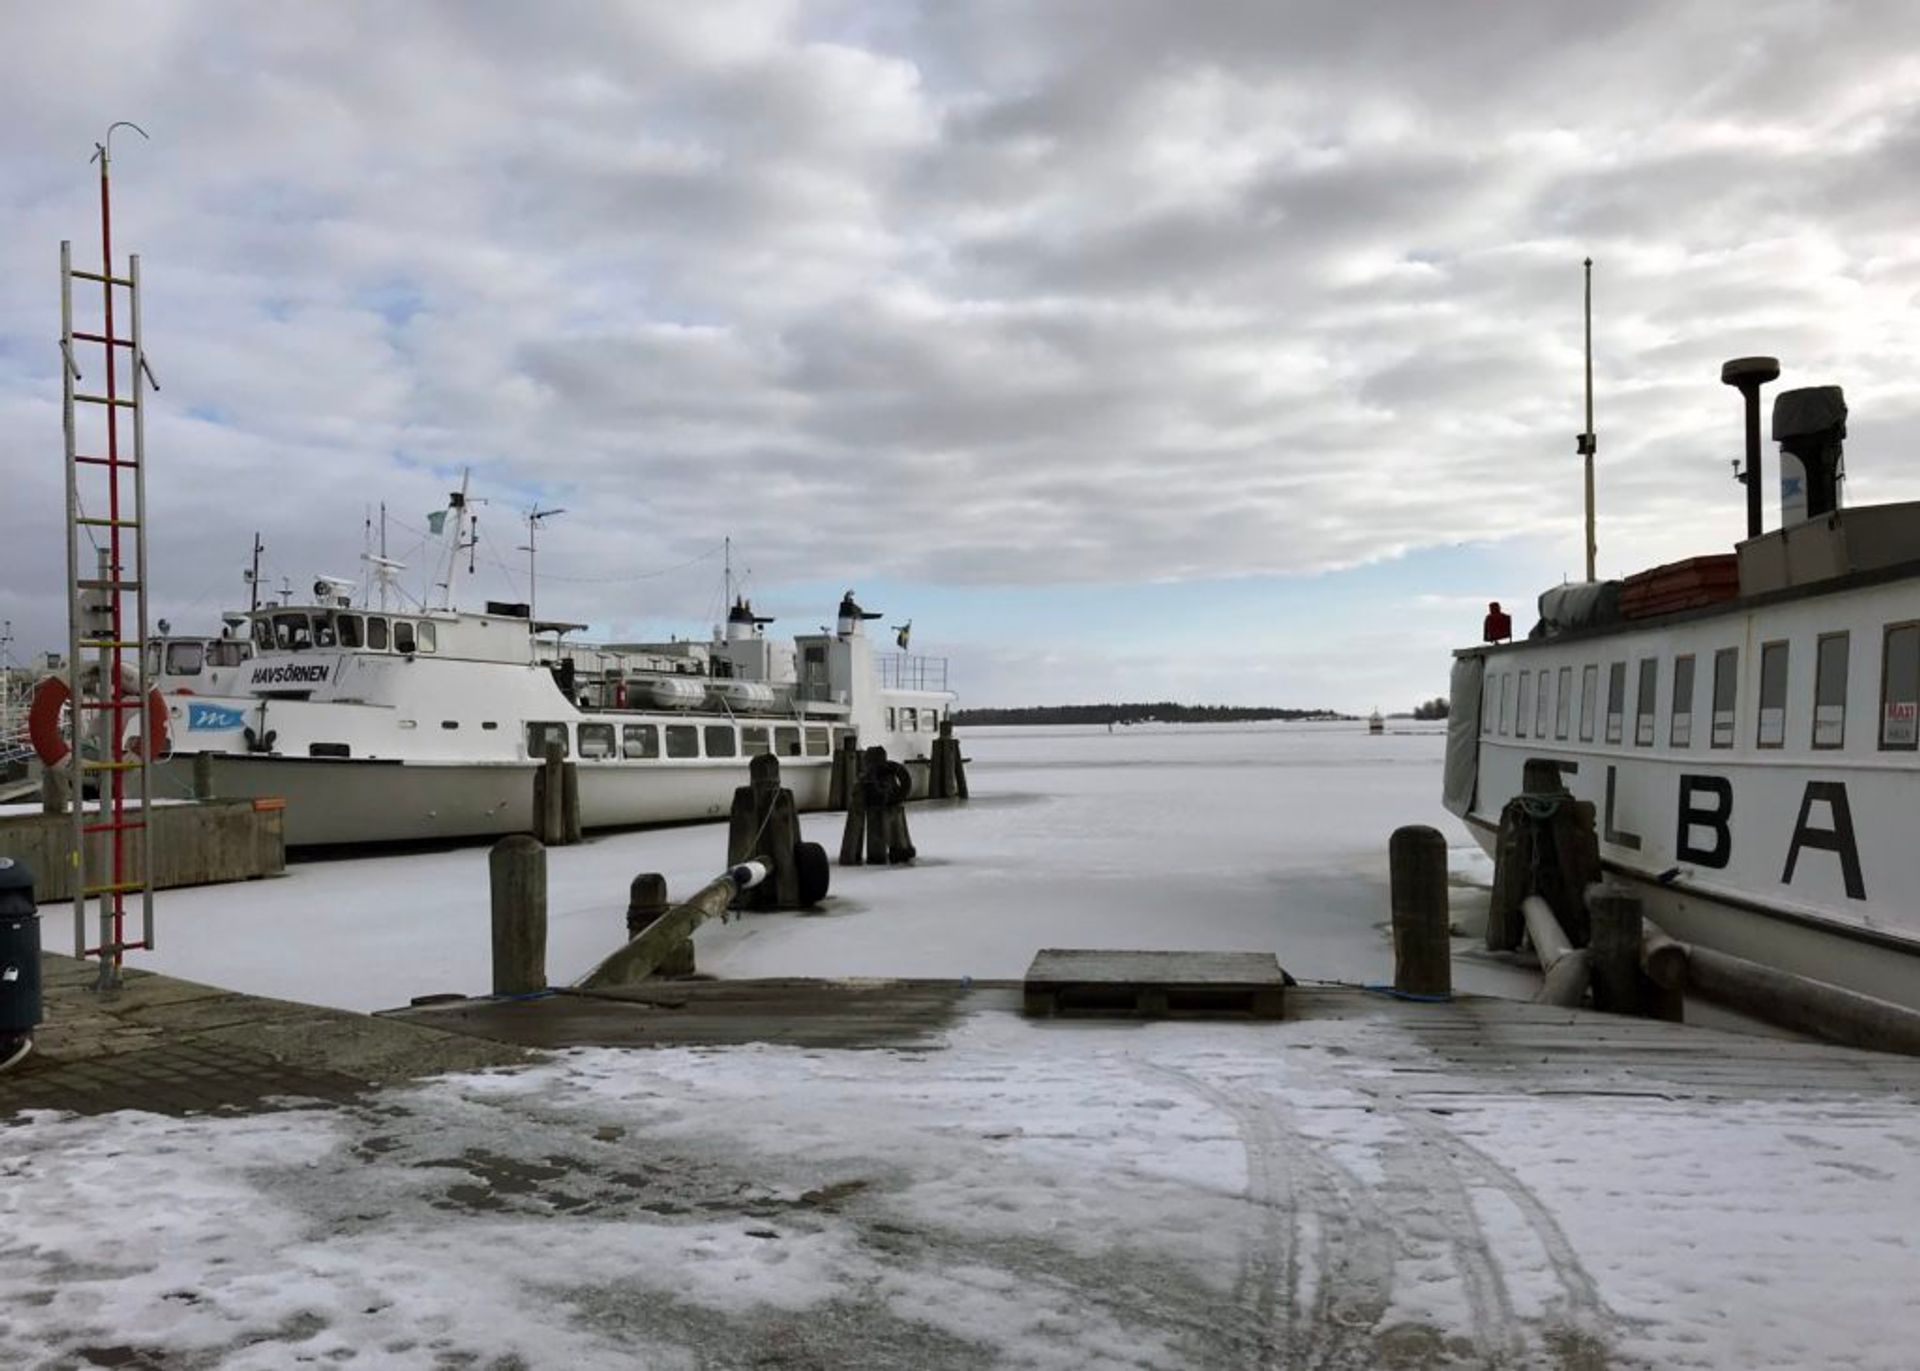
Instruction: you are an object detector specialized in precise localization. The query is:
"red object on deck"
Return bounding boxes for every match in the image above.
[1619,555,1740,619]
[1483,602,1513,643]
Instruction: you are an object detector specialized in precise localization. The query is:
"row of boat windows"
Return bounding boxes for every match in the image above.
[527,721,840,762]
[147,640,250,676]
[1482,623,1920,752]
[885,706,941,732]
[252,612,439,655]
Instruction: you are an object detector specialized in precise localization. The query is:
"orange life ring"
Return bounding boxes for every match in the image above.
[28,676,170,766]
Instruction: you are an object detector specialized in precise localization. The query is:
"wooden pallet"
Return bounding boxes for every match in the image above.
[1022,949,1291,1020]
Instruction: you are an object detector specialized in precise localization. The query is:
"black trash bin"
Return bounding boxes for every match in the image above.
[0,857,41,1037]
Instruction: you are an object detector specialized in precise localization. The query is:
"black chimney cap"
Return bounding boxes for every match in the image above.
[1721,356,1781,387]
[1773,385,1847,441]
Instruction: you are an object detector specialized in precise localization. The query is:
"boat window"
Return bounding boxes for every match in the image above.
[526,721,570,759]
[1670,655,1695,748]
[441,721,458,730]
[1534,670,1550,738]
[1711,647,1738,747]
[578,723,616,760]
[1515,672,1531,738]
[665,724,699,759]
[1813,632,1848,750]
[805,727,831,757]
[165,640,205,676]
[1882,624,1920,750]
[482,721,498,730]
[704,724,738,758]
[741,726,771,757]
[273,613,313,651]
[393,619,417,654]
[776,727,802,757]
[1483,674,1496,735]
[313,616,337,648]
[1579,665,1598,741]
[623,724,660,759]
[145,642,164,676]
[366,616,390,651]
[417,622,437,653]
[907,708,923,733]
[1757,641,1789,748]
[1605,662,1626,744]
[925,710,940,731]
[209,639,249,668]
[336,614,364,649]
[887,706,898,732]
[1635,658,1658,746]
[1554,666,1572,740]
[252,618,274,650]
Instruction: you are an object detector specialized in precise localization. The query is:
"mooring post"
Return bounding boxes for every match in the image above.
[863,745,892,863]
[191,752,214,802]
[828,734,857,811]
[1586,883,1645,1016]
[1486,801,1529,951]
[561,760,583,844]
[930,720,953,798]
[727,754,800,909]
[626,871,692,976]
[626,872,669,939]
[838,746,867,865]
[40,765,70,816]
[1389,825,1452,998]
[533,740,565,844]
[489,834,547,997]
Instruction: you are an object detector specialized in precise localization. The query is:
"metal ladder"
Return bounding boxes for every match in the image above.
[59,125,158,990]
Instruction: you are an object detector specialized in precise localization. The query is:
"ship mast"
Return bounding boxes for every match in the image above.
[1578,258,1598,582]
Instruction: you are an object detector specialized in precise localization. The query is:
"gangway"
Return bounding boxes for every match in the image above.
[58,124,160,990]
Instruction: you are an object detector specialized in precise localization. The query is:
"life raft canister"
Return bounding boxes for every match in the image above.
[27,676,171,767]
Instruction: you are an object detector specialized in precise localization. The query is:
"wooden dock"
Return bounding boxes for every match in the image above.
[0,797,286,901]
[1021,948,1291,1019]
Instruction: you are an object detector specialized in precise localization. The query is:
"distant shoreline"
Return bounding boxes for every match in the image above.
[952,705,1353,727]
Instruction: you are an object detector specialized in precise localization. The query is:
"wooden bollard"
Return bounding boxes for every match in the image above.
[626,872,692,975]
[1586,884,1644,1016]
[191,752,215,801]
[828,734,858,811]
[726,754,800,908]
[562,760,583,844]
[863,746,891,862]
[1485,801,1530,951]
[533,740,566,844]
[950,732,969,800]
[626,872,669,938]
[1389,825,1451,997]
[489,834,547,996]
[930,721,954,798]
[838,748,867,866]
[40,765,71,816]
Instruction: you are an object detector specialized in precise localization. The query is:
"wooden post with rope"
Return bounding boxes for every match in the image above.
[727,754,828,908]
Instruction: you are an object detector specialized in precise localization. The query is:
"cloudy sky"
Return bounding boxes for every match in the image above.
[4,1,1919,710]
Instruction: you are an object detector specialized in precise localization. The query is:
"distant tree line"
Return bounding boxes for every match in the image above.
[950,702,1350,726]
[1409,697,1450,720]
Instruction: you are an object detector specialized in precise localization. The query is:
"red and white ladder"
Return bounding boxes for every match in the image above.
[59,124,159,990]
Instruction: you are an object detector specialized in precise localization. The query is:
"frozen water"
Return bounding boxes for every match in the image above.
[43,721,1535,1011]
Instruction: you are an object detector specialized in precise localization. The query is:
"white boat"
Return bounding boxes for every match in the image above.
[1444,360,1920,1011]
[149,534,957,846]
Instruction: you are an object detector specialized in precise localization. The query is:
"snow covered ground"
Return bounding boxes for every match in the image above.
[13,723,1920,1368]
[44,721,1535,1011]
[8,1011,1920,1369]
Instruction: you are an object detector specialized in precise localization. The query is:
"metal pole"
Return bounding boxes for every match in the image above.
[130,252,154,954]
[1582,257,1596,583]
[60,241,86,961]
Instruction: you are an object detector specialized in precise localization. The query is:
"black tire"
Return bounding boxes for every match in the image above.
[794,840,831,907]
[882,760,915,804]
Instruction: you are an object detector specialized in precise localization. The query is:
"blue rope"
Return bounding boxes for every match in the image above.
[1362,983,1453,1003]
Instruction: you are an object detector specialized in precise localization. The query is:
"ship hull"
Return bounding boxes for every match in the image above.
[159,752,860,848]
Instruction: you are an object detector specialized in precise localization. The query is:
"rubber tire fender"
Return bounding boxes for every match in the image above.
[793,841,831,908]
[881,760,914,805]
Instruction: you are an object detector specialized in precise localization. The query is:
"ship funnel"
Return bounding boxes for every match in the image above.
[1721,356,1780,539]
[1772,385,1846,526]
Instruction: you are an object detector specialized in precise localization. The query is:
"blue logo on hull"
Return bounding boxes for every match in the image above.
[186,703,248,731]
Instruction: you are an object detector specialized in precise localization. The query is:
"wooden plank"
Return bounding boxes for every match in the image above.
[1022,949,1290,1020]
